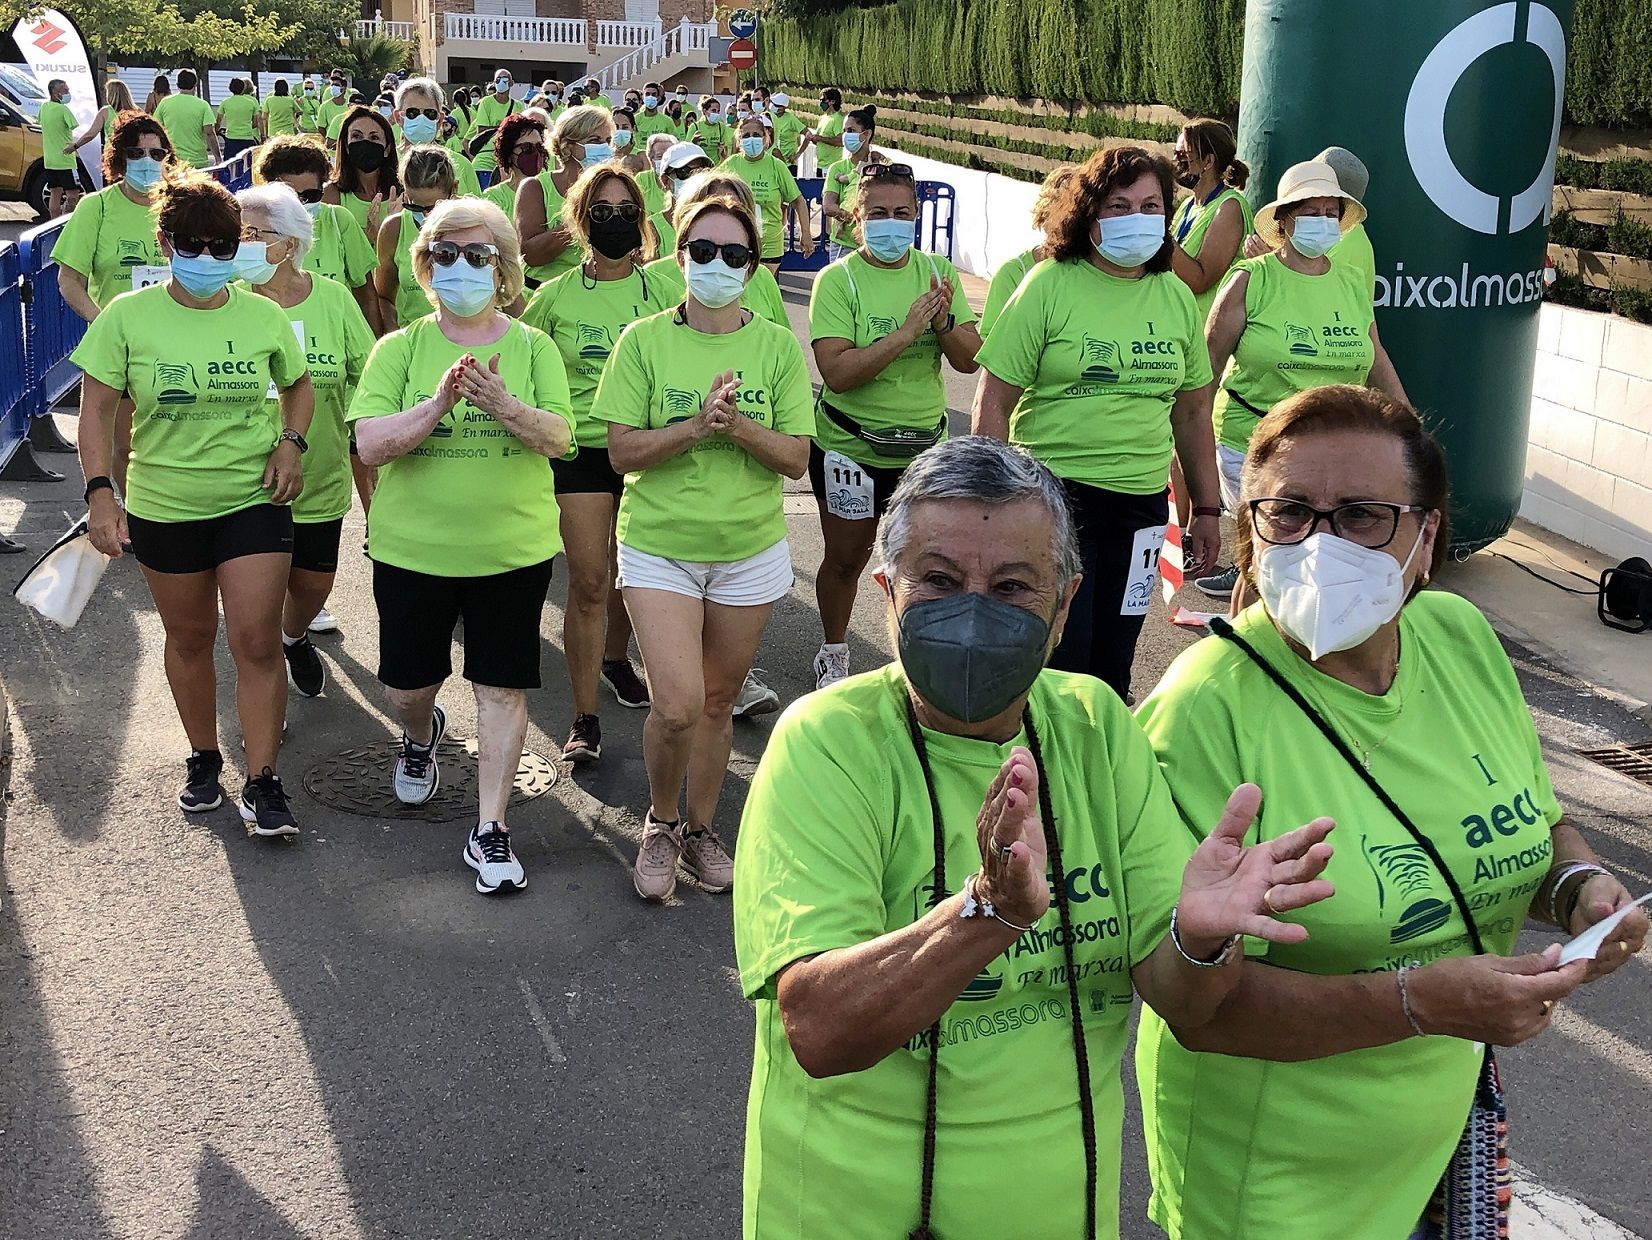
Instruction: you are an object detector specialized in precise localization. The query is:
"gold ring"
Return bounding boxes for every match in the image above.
[1263,888,1281,917]
[1542,999,1555,1015]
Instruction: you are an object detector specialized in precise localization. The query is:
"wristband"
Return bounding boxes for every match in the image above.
[1168,905,1241,968]
[1396,964,1428,1036]
[935,313,956,336]
[1192,506,1222,518]
[1545,861,1608,928]
[959,873,1040,934]
[83,475,114,503]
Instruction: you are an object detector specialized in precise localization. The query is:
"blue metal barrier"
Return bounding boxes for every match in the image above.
[780,177,956,273]
[18,218,88,420]
[207,150,254,192]
[0,244,27,472]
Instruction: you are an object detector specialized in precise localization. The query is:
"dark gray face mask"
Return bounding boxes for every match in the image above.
[896,591,1052,724]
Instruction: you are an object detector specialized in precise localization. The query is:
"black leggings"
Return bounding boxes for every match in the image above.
[1048,480,1170,702]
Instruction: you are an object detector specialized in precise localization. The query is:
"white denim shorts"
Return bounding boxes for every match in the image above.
[616,537,794,607]
[1217,442,1246,514]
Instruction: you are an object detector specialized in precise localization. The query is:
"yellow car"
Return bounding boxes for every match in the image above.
[0,91,49,218]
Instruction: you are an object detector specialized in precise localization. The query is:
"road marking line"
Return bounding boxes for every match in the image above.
[517,978,567,1065]
[1550,1006,1652,1091]
[1512,1165,1638,1239]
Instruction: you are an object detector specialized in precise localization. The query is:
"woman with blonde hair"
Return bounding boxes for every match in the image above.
[373,144,460,331]
[68,79,137,160]
[350,197,574,896]
[518,103,611,287]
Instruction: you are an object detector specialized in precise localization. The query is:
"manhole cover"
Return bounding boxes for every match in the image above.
[1578,742,1652,789]
[304,738,559,822]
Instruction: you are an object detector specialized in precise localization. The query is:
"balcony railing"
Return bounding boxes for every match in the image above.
[443,13,587,44]
[595,19,659,48]
[596,19,717,92]
[356,17,415,39]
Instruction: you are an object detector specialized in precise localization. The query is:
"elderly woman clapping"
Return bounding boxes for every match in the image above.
[732,435,1341,1240]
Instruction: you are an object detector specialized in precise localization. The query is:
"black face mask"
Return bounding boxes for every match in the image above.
[346,140,387,173]
[588,214,643,260]
[896,591,1052,724]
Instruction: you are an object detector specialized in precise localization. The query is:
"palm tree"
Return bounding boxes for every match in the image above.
[326,33,412,89]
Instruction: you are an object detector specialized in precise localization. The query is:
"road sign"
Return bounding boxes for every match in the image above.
[729,7,758,39]
[728,37,757,70]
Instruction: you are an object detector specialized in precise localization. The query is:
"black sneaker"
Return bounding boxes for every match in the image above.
[601,658,650,709]
[284,634,325,697]
[239,767,300,838]
[179,750,225,812]
[562,714,602,762]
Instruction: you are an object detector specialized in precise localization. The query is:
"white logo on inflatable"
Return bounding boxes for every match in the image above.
[1404,2,1566,235]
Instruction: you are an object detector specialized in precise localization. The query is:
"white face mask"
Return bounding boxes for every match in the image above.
[1290,214,1343,259]
[1255,529,1426,662]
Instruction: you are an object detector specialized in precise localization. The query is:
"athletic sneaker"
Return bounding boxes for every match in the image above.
[600,658,650,709]
[732,669,781,718]
[393,703,447,805]
[680,826,735,892]
[179,749,225,812]
[1195,565,1242,599]
[563,714,602,762]
[634,812,683,901]
[812,643,850,691]
[283,634,325,697]
[307,607,340,634]
[239,767,300,837]
[463,820,526,894]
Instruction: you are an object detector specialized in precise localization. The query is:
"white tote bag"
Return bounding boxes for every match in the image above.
[13,518,111,629]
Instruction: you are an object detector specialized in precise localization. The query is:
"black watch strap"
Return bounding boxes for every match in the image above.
[279,428,309,454]
[84,475,114,502]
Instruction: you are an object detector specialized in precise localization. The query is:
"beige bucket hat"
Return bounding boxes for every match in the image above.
[1253,159,1368,248]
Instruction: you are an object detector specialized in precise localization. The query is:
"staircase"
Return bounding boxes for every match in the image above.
[593,18,716,95]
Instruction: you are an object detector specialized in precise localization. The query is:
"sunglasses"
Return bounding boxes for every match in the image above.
[402,106,440,121]
[165,231,237,260]
[293,186,325,204]
[860,163,915,182]
[588,201,641,223]
[428,239,499,269]
[667,164,710,181]
[121,145,169,162]
[682,238,753,268]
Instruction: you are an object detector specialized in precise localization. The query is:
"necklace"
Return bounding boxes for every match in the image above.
[1301,647,1411,771]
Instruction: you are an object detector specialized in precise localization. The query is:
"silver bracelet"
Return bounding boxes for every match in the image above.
[959,873,1040,934]
[1168,905,1241,968]
[1545,862,1609,928]
[1396,964,1428,1036]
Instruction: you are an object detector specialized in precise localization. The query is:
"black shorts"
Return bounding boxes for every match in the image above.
[44,167,79,190]
[807,442,907,520]
[127,504,293,574]
[551,445,624,497]
[292,517,344,573]
[372,557,554,690]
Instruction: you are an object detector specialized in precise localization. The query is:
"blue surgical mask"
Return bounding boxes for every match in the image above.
[402,115,437,144]
[330,84,343,97]
[1095,212,1165,268]
[706,110,720,123]
[643,95,659,109]
[431,261,497,316]
[233,240,279,286]
[751,101,766,114]
[57,90,70,104]
[611,128,632,149]
[304,200,324,220]
[124,155,163,190]
[406,207,428,229]
[170,252,235,299]
[494,78,510,93]
[862,218,915,262]
[1289,214,1343,259]
[740,135,765,159]
[684,256,747,309]
[843,132,863,155]
[582,142,613,166]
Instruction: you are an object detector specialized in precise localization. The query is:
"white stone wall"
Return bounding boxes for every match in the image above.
[1525,304,1652,561]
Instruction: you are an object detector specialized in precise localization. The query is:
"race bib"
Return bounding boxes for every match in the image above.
[129,264,169,290]
[822,449,875,521]
[1120,523,1169,615]
[267,319,305,401]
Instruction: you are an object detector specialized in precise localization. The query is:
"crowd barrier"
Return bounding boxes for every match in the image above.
[780,178,957,273]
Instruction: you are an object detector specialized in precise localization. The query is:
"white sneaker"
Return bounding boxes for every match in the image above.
[812,643,850,690]
[463,821,526,894]
[732,669,781,718]
[393,704,446,805]
[307,607,339,634]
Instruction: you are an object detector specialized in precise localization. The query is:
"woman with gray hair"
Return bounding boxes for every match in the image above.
[238,181,375,699]
[732,434,1339,1240]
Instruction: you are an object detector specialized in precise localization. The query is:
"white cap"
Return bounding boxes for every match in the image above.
[758,114,773,129]
[660,141,710,171]
[771,92,790,108]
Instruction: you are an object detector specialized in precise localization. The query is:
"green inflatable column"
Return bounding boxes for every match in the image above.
[1236,0,1573,552]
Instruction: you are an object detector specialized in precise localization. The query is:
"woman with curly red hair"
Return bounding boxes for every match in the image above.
[973,145,1220,702]
[483,112,549,222]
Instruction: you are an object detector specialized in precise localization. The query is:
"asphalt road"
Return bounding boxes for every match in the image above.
[0,268,1648,1240]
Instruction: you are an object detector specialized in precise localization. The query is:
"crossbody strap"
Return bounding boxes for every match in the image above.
[1209,617,1486,956]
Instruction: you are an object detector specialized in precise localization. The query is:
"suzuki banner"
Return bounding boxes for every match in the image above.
[11,8,103,188]
[1237,0,1573,552]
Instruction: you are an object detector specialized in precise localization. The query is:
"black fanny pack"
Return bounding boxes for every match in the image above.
[821,400,944,460]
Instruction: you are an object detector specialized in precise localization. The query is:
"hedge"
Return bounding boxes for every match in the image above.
[765,0,1652,128]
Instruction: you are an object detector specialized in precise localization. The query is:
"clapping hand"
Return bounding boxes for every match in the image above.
[693,370,742,440]
[455,353,514,418]
[901,281,948,342]
[973,749,1051,928]
[928,274,955,331]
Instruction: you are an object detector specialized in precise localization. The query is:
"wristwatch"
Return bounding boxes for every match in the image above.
[935,313,957,335]
[84,475,114,502]
[278,428,309,454]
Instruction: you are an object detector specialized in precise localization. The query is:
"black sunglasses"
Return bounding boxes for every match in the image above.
[682,238,753,268]
[292,186,325,204]
[588,201,641,223]
[402,106,440,121]
[428,239,499,269]
[860,163,915,182]
[121,145,169,162]
[668,163,710,181]
[164,231,237,260]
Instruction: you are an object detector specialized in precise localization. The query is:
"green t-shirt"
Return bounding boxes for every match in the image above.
[690,117,730,161]
[979,246,1039,340]
[218,93,259,140]
[337,189,374,238]
[1333,221,1377,304]
[262,94,300,136]
[521,262,676,448]
[51,184,165,309]
[70,284,307,522]
[40,100,77,171]
[651,209,676,260]
[1133,592,1560,1240]
[634,109,676,144]
[809,250,974,469]
[976,258,1214,494]
[1213,254,1376,453]
[154,93,216,168]
[1170,186,1254,326]
[297,93,320,131]
[316,94,350,137]
[525,172,578,283]
[450,149,484,198]
[735,664,1190,1240]
[589,309,813,562]
[587,93,612,111]
[346,316,573,576]
[468,91,517,136]
[816,110,845,142]
[719,151,800,260]
[822,156,860,246]
[303,202,377,292]
[388,209,431,328]
[261,275,374,523]
[642,257,789,328]
[771,111,806,162]
[483,178,516,219]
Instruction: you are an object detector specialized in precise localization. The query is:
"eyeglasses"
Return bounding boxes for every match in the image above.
[164,231,237,260]
[428,239,499,269]
[292,186,325,204]
[667,163,709,181]
[121,145,168,162]
[682,238,753,267]
[1248,498,1430,549]
[402,106,440,121]
[240,225,282,241]
[588,201,640,223]
[512,140,545,154]
[860,163,914,182]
